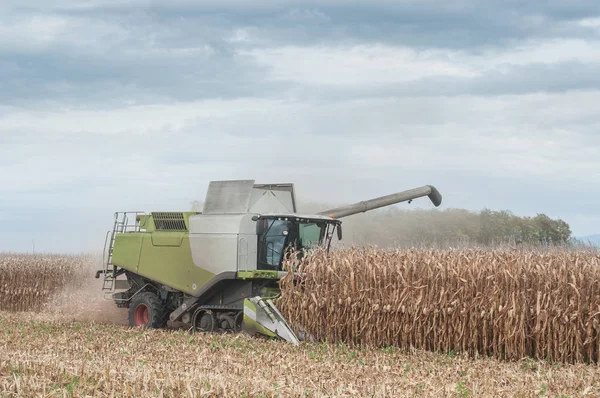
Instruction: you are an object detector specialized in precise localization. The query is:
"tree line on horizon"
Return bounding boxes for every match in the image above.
[191,200,574,248]
[328,207,574,248]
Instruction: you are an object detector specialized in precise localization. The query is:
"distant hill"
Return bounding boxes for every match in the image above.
[577,235,600,246]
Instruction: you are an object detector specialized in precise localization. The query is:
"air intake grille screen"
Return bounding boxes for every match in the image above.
[152,212,187,231]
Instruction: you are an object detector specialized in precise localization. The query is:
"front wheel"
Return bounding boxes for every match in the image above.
[128,292,169,328]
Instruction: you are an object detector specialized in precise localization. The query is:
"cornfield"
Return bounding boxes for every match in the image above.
[278,247,600,364]
[0,253,90,312]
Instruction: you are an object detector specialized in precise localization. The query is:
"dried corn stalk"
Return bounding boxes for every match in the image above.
[278,247,600,364]
[0,253,91,312]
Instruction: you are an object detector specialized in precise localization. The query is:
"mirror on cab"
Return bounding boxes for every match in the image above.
[337,225,342,240]
[255,217,266,235]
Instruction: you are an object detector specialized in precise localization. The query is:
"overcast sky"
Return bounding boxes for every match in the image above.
[2,0,600,252]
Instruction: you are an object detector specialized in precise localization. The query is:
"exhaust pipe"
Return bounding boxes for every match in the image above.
[318,185,442,219]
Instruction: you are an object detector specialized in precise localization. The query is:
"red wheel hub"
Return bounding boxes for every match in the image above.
[133,303,149,326]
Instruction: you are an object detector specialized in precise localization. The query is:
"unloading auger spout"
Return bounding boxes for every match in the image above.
[318,185,442,219]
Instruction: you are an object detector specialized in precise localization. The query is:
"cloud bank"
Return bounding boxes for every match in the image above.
[1,0,599,252]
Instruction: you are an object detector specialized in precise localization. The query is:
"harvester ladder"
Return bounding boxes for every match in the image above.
[102,212,143,292]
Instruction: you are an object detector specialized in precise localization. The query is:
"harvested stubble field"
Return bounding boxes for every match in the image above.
[2,313,600,397]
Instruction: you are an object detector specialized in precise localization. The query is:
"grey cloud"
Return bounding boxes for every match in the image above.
[2,1,600,107]
[0,42,276,106]
[296,61,600,102]
[1,0,600,251]
[54,1,600,48]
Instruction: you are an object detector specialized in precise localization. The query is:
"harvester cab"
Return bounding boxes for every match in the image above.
[96,180,441,343]
[253,213,341,270]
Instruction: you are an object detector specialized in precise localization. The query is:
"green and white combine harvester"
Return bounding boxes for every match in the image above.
[96,180,442,343]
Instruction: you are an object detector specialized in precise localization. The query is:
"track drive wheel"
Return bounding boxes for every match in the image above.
[234,311,243,333]
[128,292,169,329]
[193,310,216,333]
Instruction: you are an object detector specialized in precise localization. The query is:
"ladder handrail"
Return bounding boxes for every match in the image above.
[101,211,146,292]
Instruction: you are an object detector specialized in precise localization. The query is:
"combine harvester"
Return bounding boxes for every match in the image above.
[96,180,442,343]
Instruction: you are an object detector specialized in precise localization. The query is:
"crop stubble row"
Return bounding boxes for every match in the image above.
[3,313,600,397]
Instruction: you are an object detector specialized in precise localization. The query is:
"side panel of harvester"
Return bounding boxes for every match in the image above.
[111,212,215,296]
